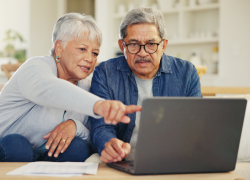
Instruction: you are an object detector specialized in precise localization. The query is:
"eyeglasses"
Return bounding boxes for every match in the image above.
[123,40,163,54]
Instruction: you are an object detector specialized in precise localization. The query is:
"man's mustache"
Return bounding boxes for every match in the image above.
[134,58,153,63]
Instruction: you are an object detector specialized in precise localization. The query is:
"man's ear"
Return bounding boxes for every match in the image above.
[118,39,125,54]
[54,40,63,56]
[161,39,168,52]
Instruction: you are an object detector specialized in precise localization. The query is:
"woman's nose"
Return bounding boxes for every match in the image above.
[84,52,93,63]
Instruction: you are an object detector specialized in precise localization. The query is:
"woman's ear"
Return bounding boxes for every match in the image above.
[54,40,63,56]
[118,39,125,54]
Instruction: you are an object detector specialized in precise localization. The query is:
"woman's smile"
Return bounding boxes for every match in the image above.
[79,65,90,73]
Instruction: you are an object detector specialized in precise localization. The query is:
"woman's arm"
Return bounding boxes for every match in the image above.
[17,57,102,118]
[17,57,141,123]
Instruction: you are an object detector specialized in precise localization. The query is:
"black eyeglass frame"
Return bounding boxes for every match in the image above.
[122,40,164,54]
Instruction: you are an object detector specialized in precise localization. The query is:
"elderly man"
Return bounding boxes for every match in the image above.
[90,7,202,163]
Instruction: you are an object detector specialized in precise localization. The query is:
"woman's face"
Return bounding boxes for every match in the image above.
[57,35,100,82]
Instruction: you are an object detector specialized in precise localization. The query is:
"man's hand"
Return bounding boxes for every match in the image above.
[100,138,131,163]
[43,120,76,158]
[94,100,142,125]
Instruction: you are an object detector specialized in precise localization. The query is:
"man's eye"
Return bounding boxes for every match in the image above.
[130,43,138,47]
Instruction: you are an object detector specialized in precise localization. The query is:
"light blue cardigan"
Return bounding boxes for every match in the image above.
[0,54,103,149]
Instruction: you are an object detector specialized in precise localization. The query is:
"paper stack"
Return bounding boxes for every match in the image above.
[6,162,99,177]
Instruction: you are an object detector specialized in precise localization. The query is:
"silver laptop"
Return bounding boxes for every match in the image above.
[107,97,247,175]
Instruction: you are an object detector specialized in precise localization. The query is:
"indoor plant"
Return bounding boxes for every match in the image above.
[0,29,26,79]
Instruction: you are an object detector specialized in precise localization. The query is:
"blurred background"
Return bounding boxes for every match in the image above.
[0,0,249,88]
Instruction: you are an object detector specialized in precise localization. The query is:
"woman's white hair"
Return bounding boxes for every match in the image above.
[119,7,167,40]
[50,13,102,55]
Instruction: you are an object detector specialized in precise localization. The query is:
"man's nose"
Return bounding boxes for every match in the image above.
[137,45,148,57]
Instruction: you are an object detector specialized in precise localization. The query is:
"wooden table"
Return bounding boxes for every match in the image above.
[201,86,250,96]
[0,162,248,180]
[0,84,4,91]
[0,63,22,80]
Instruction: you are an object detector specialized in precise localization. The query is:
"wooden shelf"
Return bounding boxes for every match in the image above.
[201,74,219,78]
[161,9,179,14]
[183,3,219,12]
[114,8,179,18]
[107,0,220,78]
[168,37,219,45]
[113,3,219,18]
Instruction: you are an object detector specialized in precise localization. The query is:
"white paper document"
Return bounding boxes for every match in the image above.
[7,162,99,177]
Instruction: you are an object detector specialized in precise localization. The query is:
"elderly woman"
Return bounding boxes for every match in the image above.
[0,13,141,162]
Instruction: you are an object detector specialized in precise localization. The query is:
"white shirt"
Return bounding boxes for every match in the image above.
[125,74,153,161]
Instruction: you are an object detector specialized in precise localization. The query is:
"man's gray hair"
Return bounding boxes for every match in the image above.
[50,13,102,55]
[119,7,167,40]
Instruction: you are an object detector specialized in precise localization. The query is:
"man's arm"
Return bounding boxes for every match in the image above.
[100,138,131,163]
[90,64,141,162]
[187,64,203,97]
[89,64,119,154]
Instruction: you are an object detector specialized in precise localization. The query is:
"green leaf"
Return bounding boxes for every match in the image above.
[14,50,26,62]
[3,29,26,57]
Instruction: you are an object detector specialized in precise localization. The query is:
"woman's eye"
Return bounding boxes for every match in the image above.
[93,52,99,57]
[80,48,86,51]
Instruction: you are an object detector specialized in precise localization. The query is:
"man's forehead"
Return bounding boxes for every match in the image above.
[125,23,161,42]
[127,38,159,43]
[128,23,157,29]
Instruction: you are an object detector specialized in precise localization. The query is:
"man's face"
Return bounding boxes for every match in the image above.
[118,23,168,79]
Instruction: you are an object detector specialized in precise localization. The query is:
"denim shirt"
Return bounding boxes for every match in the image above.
[90,53,202,154]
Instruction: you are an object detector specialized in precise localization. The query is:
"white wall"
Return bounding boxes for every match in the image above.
[29,0,58,57]
[219,0,250,86]
[0,0,30,52]
[0,0,66,84]
[200,0,250,87]
[95,0,113,62]
[29,0,67,57]
[0,0,66,58]
[0,0,30,84]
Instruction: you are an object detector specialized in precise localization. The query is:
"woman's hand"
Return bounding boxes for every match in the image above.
[43,120,76,158]
[93,100,142,125]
